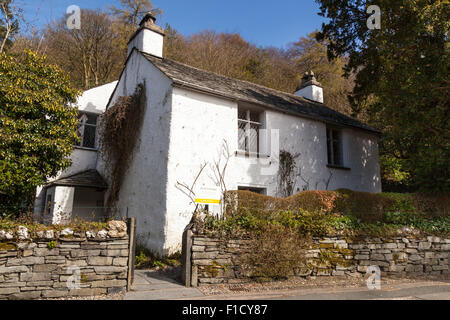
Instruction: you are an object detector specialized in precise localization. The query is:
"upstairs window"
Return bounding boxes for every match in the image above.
[238,108,262,154]
[326,127,343,167]
[76,112,98,149]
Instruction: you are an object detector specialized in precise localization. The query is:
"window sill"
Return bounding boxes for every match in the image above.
[327,164,351,171]
[235,150,270,159]
[74,146,98,152]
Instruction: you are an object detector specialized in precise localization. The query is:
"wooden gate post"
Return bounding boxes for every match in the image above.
[126,217,136,291]
[181,223,193,287]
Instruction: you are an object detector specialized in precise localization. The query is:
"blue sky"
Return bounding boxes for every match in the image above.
[20,0,326,48]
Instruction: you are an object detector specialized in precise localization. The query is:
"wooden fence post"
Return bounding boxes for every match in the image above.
[126,217,136,291]
[181,223,193,287]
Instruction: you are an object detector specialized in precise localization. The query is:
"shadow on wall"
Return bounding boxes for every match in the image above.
[243,120,379,194]
[104,82,173,257]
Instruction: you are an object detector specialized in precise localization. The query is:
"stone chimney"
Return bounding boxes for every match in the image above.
[127,12,165,58]
[294,71,324,103]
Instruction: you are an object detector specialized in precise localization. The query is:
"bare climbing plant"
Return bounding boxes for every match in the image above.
[176,140,231,216]
[99,83,146,215]
[277,150,300,197]
[175,162,208,205]
[209,139,231,195]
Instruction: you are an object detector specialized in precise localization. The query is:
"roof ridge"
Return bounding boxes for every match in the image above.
[141,51,315,105]
[140,51,380,134]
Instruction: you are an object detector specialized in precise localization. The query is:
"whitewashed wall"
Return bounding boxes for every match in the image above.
[97,51,173,255]
[163,86,381,254]
[73,52,380,256]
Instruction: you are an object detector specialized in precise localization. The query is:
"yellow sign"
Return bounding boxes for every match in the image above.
[195,199,221,205]
[194,187,221,205]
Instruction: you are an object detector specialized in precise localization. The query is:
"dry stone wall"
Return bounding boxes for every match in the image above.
[188,235,449,286]
[0,221,130,300]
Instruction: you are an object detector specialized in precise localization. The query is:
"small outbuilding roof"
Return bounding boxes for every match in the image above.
[46,170,108,190]
[142,52,380,135]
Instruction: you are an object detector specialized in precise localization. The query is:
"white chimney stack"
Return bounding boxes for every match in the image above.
[294,71,324,103]
[127,12,165,58]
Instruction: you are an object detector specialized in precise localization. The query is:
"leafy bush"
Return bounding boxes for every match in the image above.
[198,190,449,237]
[0,51,80,216]
[224,190,448,224]
[193,189,449,281]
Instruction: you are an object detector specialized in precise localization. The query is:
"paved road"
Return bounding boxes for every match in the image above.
[125,270,450,300]
[194,283,450,300]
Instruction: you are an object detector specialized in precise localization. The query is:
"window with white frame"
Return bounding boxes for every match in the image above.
[238,108,262,154]
[326,127,344,166]
[76,112,98,149]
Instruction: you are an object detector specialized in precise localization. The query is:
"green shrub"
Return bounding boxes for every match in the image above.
[134,244,182,270]
[47,241,56,249]
[328,215,360,231]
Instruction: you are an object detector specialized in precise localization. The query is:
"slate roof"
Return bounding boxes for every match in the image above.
[142,52,380,135]
[46,170,108,190]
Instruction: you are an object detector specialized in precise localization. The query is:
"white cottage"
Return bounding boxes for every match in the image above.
[35,13,381,255]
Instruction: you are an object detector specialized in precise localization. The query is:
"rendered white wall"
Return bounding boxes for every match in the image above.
[75,81,118,114]
[295,85,324,103]
[127,29,164,58]
[165,88,238,254]
[163,86,381,254]
[51,186,75,225]
[97,51,173,256]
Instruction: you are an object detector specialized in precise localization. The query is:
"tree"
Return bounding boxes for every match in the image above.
[110,0,162,26]
[0,50,80,215]
[163,28,355,116]
[164,30,292,92]
[43,9,124,90]
[288,31,355,115]
[316,0,449,192]
[0,0,21,53]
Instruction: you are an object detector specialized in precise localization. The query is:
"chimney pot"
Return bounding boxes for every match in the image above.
[127,12,165,58]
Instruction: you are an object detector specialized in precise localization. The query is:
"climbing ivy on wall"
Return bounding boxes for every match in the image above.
[99,84,146,213]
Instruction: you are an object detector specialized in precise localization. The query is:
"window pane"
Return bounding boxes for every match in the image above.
[332,130,342,165]
[82,125,96,149]
[238,121,247,151]
[78,113,87,123]
[238,110,247,120]
[248,123,259,153]
[86,114,98,125]
[327,129,332,164]
[238,108,262,154]
[249,112,260,123]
